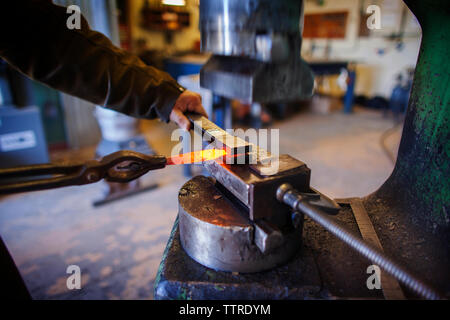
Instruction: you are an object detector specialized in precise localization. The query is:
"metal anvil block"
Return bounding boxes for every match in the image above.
[203,155,311,221]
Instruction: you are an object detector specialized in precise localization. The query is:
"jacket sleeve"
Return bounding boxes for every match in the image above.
[0,0,185,122]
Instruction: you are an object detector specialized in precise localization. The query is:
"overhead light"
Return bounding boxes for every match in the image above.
[162,0,186,6]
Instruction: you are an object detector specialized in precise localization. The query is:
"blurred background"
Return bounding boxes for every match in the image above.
[0,0,421,299]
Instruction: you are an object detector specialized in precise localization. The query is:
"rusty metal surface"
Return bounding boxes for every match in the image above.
[155,189,448,299]
[155,194,449,300]
[302,204,384,299]
[179,176,250,228]
[349,199,405,300]
[277,184,442,299]
[363,195,450,298]
[178,176,302,273]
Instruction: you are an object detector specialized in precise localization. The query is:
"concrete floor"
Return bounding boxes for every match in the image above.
[0,103,402,299]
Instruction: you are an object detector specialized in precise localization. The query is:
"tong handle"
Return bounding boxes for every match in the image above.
[0,170,85,194]
[0,151,167,195]
[0,162,84,179]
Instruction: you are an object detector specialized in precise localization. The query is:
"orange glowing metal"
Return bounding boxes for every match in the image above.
[166,149,227,165]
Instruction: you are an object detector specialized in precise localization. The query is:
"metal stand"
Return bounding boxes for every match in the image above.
[153,202,391,300]
[154,218,323,300]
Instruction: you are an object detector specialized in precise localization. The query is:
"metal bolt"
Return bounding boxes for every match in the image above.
[291,212,303,229]
[86,171,99,182]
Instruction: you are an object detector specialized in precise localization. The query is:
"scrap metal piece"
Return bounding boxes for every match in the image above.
[349,198,405,300]
[178,175,302,273]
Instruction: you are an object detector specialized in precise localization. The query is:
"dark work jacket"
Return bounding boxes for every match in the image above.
[0,0,185,122]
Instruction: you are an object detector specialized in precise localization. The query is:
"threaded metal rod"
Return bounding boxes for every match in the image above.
[277,184,443,300]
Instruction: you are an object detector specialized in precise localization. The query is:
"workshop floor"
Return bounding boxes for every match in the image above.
[0,102,402,299]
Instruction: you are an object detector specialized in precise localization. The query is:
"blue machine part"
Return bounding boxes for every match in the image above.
[389,71,413,115]
[164,60,203,82]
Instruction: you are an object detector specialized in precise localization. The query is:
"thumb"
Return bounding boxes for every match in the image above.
[170,108,191,131]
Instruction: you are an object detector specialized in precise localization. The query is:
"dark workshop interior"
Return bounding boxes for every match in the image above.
[0,0,448,303]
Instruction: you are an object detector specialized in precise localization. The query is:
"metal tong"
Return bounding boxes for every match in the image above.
[0,150,167,194]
